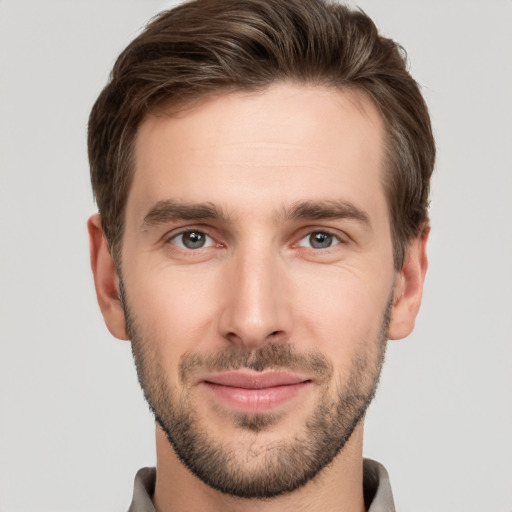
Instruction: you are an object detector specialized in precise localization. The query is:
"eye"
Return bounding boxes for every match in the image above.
[298,231,340,249]
[170,230,215,249]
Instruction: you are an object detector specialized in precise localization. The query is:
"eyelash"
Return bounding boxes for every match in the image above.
[167,229,219,250]
[165,227,346,253]
[298,230,345,250]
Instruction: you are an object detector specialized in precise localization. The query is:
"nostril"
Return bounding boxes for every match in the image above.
[270,331,279,336]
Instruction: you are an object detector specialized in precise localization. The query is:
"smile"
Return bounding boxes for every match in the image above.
[201,371,313,413]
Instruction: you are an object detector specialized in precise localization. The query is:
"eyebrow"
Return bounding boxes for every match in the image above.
[280,200,371,227]
[141,198,371,230]
[141,200,228,230]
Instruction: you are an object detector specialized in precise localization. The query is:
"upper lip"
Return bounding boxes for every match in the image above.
[201,370,310,389]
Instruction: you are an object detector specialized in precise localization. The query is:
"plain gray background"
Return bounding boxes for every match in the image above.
[1,1,511,511]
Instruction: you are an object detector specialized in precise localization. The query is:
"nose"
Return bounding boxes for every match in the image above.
[218,247,292,349]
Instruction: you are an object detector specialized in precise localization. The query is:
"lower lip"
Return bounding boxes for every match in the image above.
[203,381,311,413]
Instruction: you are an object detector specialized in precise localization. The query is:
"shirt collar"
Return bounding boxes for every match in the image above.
[364,458,396,512]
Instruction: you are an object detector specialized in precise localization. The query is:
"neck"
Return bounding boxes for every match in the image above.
[153,424,366,512]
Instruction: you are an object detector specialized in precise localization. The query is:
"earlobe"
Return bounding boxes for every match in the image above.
[388,227,429,340]
[87,214,129,340]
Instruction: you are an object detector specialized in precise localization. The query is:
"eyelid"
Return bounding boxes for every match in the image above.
[293,226,349,246]
[160,224,350,251]
[171,231,215,249]
[162,223,208,240]
[163,225,220,248]
[298,231,340,249]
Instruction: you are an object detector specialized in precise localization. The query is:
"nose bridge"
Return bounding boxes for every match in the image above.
[219,239,290,347]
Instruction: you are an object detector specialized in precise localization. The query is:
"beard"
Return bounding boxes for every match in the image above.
[121,282,390,499]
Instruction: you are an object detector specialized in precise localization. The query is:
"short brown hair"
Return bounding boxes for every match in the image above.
[88,0,435,269]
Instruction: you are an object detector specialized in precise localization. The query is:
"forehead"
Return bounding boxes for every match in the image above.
[128,83,386,222]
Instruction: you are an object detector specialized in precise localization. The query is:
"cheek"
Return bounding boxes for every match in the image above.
[291,268,388,364]
[123,264,221,363]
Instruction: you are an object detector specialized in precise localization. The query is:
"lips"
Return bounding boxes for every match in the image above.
[200,371,312,413]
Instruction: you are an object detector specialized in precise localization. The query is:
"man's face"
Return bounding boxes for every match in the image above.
[118,83,398,497]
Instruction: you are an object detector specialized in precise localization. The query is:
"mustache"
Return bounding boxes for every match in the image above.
[179,343,332,385]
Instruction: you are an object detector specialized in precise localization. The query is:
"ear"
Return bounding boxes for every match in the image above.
[388,227,429,340]
[87,214,129,340]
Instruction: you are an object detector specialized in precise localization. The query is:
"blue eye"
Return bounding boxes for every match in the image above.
[171,231,214,249]
[299,231,339,249]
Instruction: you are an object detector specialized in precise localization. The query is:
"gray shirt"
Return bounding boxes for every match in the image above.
[128,458,395,512]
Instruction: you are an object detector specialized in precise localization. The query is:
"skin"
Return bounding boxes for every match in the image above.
[89,83,428,512]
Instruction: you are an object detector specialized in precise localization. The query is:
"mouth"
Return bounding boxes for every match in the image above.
[200,370,313,413]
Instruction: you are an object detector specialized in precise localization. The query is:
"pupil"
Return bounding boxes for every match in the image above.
[310,232,332,249]
[184,231,205,249]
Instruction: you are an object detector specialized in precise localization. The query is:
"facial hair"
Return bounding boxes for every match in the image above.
[121,281,390,499]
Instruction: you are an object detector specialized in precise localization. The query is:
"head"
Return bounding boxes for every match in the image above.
[88,0,434,501]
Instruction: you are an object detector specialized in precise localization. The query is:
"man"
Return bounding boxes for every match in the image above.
[87,0,434,510]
